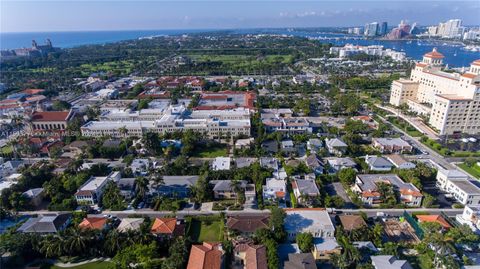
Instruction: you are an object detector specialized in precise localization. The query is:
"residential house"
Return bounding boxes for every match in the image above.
[116,177,136,200]
[415,215,451,230]
[17,214,72,233]
[78,217,108,230]
[292,174,320,205]
[456,205,480,233]
[212,157,231,171]
[325,157,357,174]
[22,188,44,207]
[0,159,25,179]
[385,155,416,169]
[305,154,324,175]
[371,255,413,269]
[284,209,335,241]
[117,218,144,232]
[211,180,247,200]
[312,237,341,260]
[74,171,121,205]
[325,138,348,156]
[365,155,394,171]
[259,157,279,171]
[151,218,185,237]
[284,253,316,269]
[338,215,367,232]
[372,138,413,154]
[235,157,256,169]
[131,158,150,176]
[186,242,224,269]
[153,175,199,198]
[352,174,423,207]
[307,138,323,152]
[233,244,268,269]
[436,169,480,205]
[281,140,296,154]
[235,138,254,149]
[261,140,279,154]
[227,215,269,236]
[262,177,287,206]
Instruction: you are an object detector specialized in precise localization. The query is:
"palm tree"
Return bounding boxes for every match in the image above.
[135,176,149,201]
[103,230,122,257]
[7,139,19,159]
[230,179,243,206]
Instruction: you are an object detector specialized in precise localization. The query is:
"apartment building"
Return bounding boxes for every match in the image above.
[81,105,251,139]
[436,169,480,205]
[389,49,480,135]
[456,205,480,233]
[352,174,423,207]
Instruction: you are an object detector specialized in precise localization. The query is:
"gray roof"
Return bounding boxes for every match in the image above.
[308,139,322,147]
[325,138,347,148]
[305,154,323,168]
[22,188,44,198]
[293,179,320,196]
[366,156,393,168]
[260,157,279,170]
[371,255,413,269]
[373,138,411,147]
[211,180,247,192]
[284,253,316,269]
[356,174,419,193]
[162,175,200,187]
[326,157,357,167]
[235,157,256,168]
[102,139,122,148]
[17,214,71,233]
[313,237,340,251]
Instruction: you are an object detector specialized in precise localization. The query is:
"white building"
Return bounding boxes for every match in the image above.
[284,209,335,241]
[262,177,287,204]
[212,157,231,171]
[463,29,480,41]
[82,105,251,139]
[389,48,480,135]
[436,169,480,205]
[456,205,480,233]
[329,44,406,61]
[352,174,423,207]
[428,19,464,38]
[74,171,121,205]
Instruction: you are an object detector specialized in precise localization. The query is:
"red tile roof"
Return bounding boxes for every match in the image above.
[472,59,480,66]
[21,89,45,95]
[31,110,71,122]
[79,217,107,230]
[416,215,451,229]
[187,242,223,269]
[424,48,444,59]
[151,218,176,234]
[226,215,269,233]
[462,73,477,79]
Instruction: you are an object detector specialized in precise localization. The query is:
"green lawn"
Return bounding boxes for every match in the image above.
[193,145,228,158]
[0,145,13,154]
[458,163,480,179]
[188,219,223,242]
[405,254,434,269]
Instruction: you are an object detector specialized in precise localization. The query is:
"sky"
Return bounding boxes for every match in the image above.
[1,0,480,33]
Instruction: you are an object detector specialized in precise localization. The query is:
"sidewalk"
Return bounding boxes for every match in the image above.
[376,105,439,140]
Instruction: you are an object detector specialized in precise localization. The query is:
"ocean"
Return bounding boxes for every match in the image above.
[1,28,479,67]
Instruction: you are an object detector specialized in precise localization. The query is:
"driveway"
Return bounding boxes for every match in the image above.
[325,182,355,208]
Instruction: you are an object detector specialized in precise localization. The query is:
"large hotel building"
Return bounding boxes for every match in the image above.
[389,48,480,135]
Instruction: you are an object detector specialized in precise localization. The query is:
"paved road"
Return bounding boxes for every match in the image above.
[376,114,454,170]
[19,207,463,219]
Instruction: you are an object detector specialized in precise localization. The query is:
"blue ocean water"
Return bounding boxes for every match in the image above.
[1,28,479,67]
